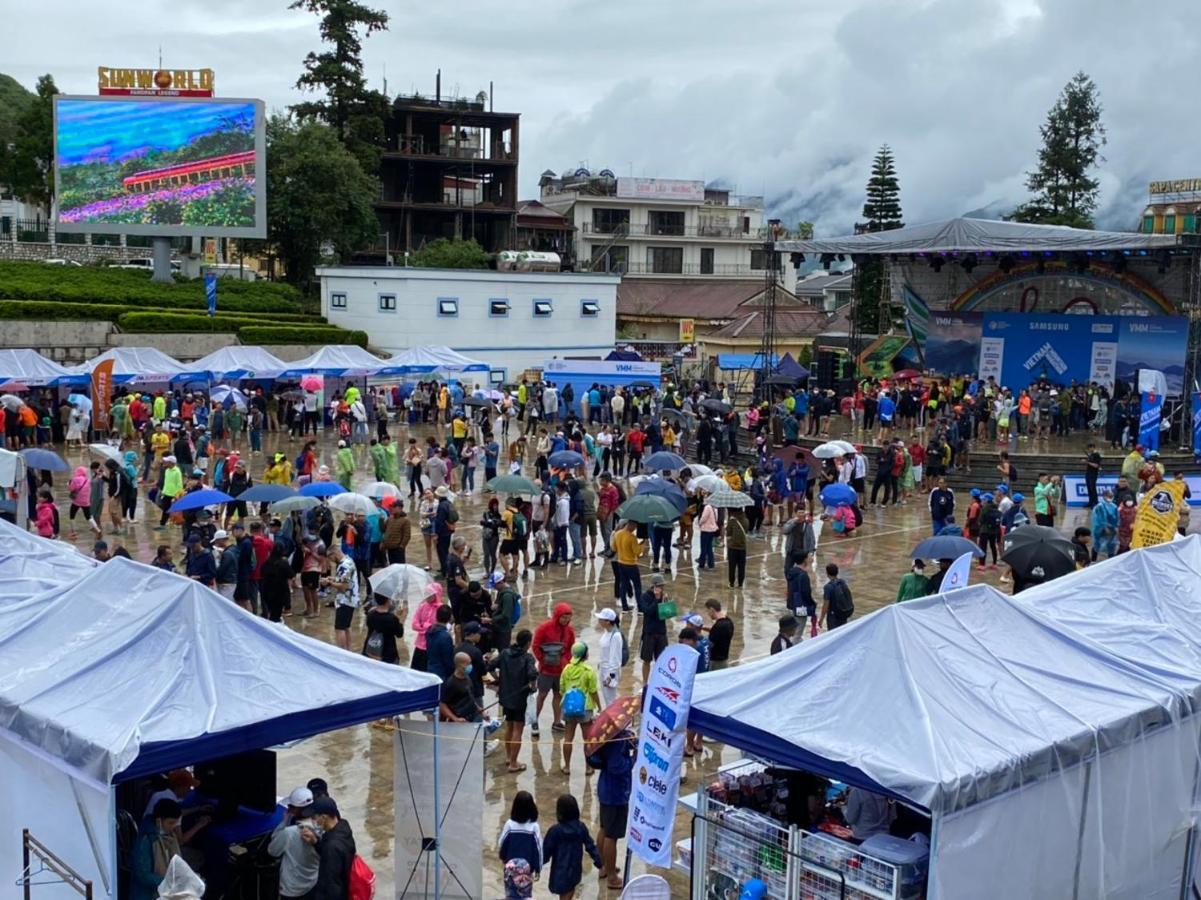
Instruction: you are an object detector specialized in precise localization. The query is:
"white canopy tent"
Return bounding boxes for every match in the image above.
[0,525,442,898]
[187,345,288,381]
[380,345,489,377]
[65,347,194,385]
[277,345,390,377]
[689,538,1201,899]
[0,349,75,386]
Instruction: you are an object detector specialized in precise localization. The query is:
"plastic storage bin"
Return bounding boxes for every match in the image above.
[858,834,929,899]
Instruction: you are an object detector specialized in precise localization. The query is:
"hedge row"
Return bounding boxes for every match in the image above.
[0,300,126,322]
[0,261,303,313]
[240,326,368,347]
[117,310,323,329]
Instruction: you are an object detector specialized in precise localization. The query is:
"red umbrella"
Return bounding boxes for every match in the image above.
[584,695,640,755]
[892,369,923,381]
[772,444,819,471]
[0,381,30,392]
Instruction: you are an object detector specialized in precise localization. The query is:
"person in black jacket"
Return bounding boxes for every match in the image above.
[637,574,671,682]
[490,629,538,773]
[303,796,355,900]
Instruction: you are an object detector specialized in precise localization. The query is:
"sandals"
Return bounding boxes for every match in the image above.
[506,763,527,773]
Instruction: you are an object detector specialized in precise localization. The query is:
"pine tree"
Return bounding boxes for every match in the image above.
[861,145,903,233]
[1010,71,1106,228]
[290,0,389,175]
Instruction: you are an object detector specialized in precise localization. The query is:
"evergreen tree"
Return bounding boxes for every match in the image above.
[1010,71,1106,228]
[861,145,903,232]
[855,145,903,335]
[290,0,389,175]
[2,74,58,208]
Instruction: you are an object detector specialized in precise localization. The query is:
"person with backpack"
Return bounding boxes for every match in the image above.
[501,497,528,580]
[531,603,575,737]
[433,485,458,575]
[976,492,1002,570]
[558,642,601,775]
[490,629,539,773]
[820,563,854,631]
[490,570,521,655]
[301,796,358,900]
[594,608,625,709]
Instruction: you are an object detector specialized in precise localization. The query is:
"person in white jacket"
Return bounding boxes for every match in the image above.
[594,608,624,708]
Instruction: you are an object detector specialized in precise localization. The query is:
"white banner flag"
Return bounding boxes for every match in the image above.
[627,644,699,867]
[394,721,483,899]
[941,551,975,592]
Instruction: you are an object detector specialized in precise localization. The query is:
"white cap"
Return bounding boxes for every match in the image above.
[212,529,229,542]
[286,786,313,809]
[594,608,618,622]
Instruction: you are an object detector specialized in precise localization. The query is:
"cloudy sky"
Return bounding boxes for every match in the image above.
[6,0,1198,233]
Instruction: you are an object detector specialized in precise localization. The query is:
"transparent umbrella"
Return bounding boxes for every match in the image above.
[368,563,435,605]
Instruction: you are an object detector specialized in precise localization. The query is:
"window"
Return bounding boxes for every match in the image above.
[489,298,511,317]
[580,299,601,318]
[437,297,458,317]
[700,247,715,274]
[647,246,683,274]
[648,210,685,236]
[533,299,553,317]
[750,249,781,271]
[330,292,347,309]
[592,208,630,234]
[592,245,628,273]
[1164,214,1177,234]
[378,293,397,312]
[1185,214,1197,234]
[1143,215,1156,234]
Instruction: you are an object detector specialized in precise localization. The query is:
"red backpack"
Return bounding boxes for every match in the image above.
[349,855,375,900]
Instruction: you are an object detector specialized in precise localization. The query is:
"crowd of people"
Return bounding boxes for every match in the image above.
[11,362,1195,898]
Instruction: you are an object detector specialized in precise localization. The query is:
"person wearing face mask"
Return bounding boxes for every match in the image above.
[439,651,482,723]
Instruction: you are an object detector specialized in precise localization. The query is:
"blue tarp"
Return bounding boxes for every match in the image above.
[718,353,778,370]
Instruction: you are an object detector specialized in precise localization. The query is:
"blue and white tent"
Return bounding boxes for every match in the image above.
[0,349,75,386]
[188,345,289,381]
[63,346,198,385]
[690,537,1201,899]
[0,521,440,897]
[278,345,390,377]
[380,345,489,377]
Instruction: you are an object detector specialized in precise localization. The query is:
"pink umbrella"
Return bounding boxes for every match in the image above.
[300,375,322,392]
[892,369,923,381]
[0,381,29,392]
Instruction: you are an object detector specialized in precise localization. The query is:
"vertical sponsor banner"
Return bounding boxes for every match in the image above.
[1088,341,1119,391]
[205,272,218,317]
[1192,392,1201,461]
[1139,392,1164,452]
[977,336,1004,383]
[90,358,115,433]
[940,551,974,592]
[627,644,699,868]
[394,721,483,899]
[1131,480,1186,549]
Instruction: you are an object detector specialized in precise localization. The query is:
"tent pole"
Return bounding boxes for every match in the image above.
[433,711,442,900]
[1071,758,1094,900]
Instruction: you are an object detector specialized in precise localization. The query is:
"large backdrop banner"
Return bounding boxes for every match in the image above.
[924,313,1189,394]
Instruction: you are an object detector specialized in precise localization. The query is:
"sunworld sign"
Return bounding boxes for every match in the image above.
[98,66,214,97]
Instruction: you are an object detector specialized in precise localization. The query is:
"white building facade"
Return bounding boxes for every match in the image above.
[317,266,621,380]
[539,172,796,293]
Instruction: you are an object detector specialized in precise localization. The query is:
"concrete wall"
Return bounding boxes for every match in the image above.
[316,265,621,379]
[108,332,236,360]
[0,241,149,265]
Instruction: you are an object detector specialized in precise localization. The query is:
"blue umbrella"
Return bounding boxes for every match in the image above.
[644,451,686,471]
[548,450,585,468]
[911,535,984,559]
[299,481,347,497]
[19,448,69,472]
[819,483,857,508]
[635,478,688,513]
[239,484,298,503]
[168,488,234,513]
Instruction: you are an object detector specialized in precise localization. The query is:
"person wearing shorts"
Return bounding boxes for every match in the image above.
[300,535,326,619]
[588,728,635,889]
[325,545,359,651]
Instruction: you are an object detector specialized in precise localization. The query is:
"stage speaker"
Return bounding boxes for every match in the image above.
[816,351,838,390]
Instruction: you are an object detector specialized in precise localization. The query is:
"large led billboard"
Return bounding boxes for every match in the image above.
[53,95,266,238]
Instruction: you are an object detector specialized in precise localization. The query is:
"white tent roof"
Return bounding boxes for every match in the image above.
[777,216,1182,255]
[381,345,489,376]
[690,539,1201,816]
[0,521,96,604]
[278,344,390,377]
[189,345,288,380]
[0,527,441,786]
[66,346,193,383]
[0,348,74,386]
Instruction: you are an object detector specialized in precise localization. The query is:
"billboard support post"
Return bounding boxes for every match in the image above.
[151,237,173,284]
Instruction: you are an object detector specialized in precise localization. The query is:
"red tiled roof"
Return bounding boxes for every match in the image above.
[617,279,806,319]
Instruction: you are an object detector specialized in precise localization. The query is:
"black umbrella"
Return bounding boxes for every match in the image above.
[700,398,732,414]
[659,408,687,424]
[462,396,491,408]
[1001,525,1076,581]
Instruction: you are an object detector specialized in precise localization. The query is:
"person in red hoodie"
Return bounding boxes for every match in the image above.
[248,520,275,616]
[530,602,575,737]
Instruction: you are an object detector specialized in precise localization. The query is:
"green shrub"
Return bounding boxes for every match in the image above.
[239,326,368,347]
[117,310,323,331]
[0,300,127,322]
[0,261,302,312]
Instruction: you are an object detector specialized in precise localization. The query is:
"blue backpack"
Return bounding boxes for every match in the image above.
[562,687,586,718]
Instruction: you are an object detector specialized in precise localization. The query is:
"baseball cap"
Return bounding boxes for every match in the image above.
[970,488,981,498]
[163,455,176,463]
[594,608,618,622]
[310,796,339,818]
[571,641,588,658]
[338,440,346,447]
[1013,492,1025,502]
[683,613,705,628]
[212,529,229,542]
[463,621,484,636]
[285,786,314,809]
[650,573,666,586]
[995,484,1008,493]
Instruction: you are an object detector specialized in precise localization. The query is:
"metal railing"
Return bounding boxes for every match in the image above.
[620,261,761,277]
[583,222,772,239]
[391,135,514,161]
